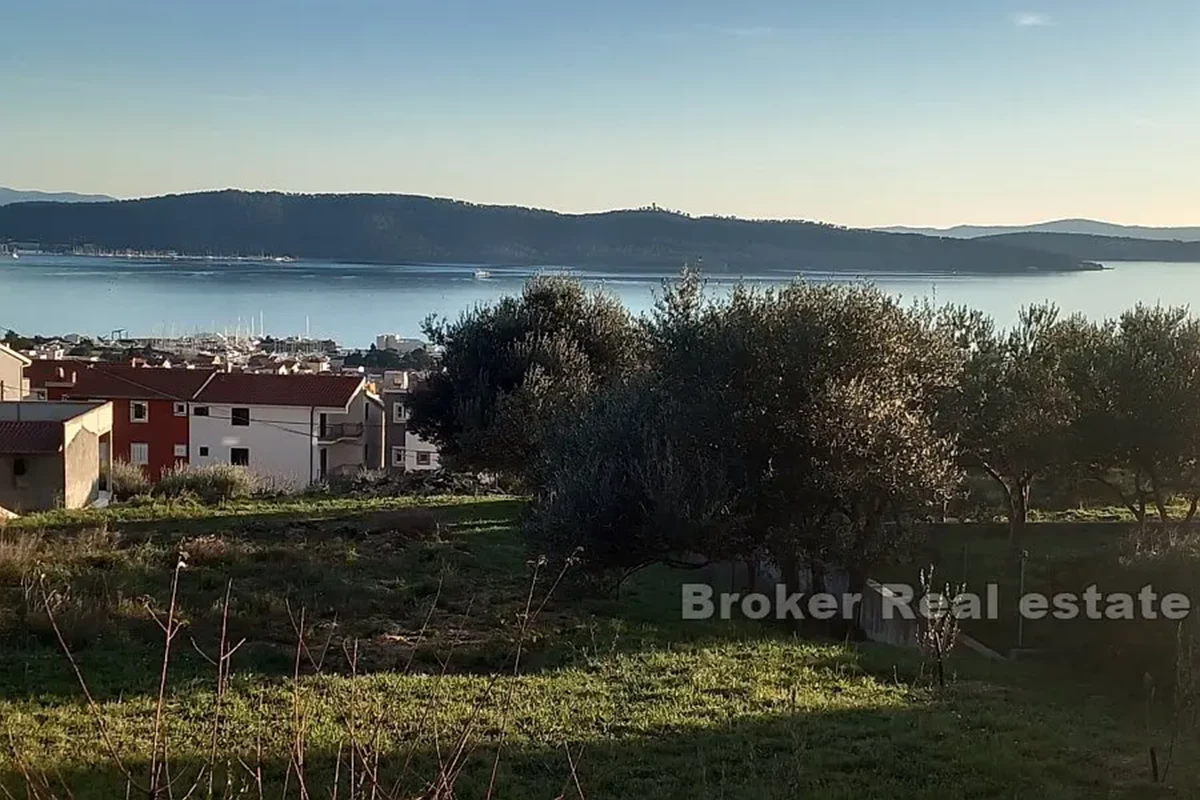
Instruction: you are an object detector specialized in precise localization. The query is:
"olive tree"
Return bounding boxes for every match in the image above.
[943,303,1078,548]
[529,276,962,601]
[408,276,642,482]
[1067,305,1200,526]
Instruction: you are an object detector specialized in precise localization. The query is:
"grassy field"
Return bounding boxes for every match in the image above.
[0,496,1193,798]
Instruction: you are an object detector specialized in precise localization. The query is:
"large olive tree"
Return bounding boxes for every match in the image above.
[408,276,642,482]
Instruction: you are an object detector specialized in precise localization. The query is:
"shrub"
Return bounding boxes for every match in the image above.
[109,460,151,500]
[153,463,259,504]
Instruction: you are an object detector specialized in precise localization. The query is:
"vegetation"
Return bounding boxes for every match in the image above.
[0,189,1097,273]
[343,345,435,371]
[109,459,151,500]
[944,303,1079,547]
[13,275,1200,795]
[409,276,641,481]
[1,496,1193,797]
[153,463,260,504]
[981,231,1200,262]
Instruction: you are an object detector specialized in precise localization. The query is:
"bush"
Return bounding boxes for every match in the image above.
[109,460,151,500]
[153,463,259,504]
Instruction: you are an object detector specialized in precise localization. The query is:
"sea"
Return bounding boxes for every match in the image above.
[2,254,1199,348]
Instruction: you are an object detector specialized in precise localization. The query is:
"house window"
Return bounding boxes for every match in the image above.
[12,458,27,478]
[130,443,149,466]
[392,402,408,423]
[198,446,209,457]
[130,401,149,423]
[231,407,250,426]
[416,451,432,467]
[193,406,209,417]
[33,389,47,401]
[391,446,406,467]
[173,444,188,458]
[173,402,187,417]
[230,447,250,466]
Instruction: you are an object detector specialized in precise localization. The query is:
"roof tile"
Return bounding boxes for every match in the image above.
[0,421,63,454]
[194,373,363,409]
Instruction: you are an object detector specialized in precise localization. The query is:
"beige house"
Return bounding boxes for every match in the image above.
[0,343,31,402]
[0,401,113,514]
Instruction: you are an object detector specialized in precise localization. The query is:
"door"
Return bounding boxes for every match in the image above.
[319,448,327,480]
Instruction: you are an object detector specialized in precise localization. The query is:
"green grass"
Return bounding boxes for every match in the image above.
[0,497,1192,798]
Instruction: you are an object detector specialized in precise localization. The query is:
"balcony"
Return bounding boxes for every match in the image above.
[318,422,364,442]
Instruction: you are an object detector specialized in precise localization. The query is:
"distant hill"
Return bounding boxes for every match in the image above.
[979,232,1200,263]
[0,190,1092,274]
[877,219,1200,242]
[0,187,115,206]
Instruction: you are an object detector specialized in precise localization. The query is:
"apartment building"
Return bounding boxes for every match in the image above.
[380,370,440,472]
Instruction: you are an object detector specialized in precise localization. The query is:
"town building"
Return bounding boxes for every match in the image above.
[24,358,97,401]
[189,373,384,488]
[380,370,441,472]
[19,358,395,487]
[374,334,427,354]
[0,401,113,514]
[0,343,31,401]
[66,366,217,481]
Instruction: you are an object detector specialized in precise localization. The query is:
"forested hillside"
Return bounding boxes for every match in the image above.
[980,231,1200,262]
[0,190,1091,273]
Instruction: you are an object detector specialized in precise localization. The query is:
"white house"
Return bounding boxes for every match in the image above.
[189,373,384,488]
[0,343,31,402]
[397,428,441,471]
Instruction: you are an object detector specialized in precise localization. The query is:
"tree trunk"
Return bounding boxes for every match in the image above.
[1008,480,1029,551]
[1151,471,1170,525]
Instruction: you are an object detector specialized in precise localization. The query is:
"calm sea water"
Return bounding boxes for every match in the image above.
[2,254,1199,347]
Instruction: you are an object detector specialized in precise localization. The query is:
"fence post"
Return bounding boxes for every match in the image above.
[1016,549,1028,649]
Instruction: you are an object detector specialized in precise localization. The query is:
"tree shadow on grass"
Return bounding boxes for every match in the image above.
[1,498,826,701]
[0,698,1172,800]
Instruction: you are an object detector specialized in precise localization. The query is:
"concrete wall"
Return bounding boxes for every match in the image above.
[62,419,102,509]
[0,454,63,512]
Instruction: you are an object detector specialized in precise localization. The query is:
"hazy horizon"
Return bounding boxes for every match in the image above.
[2,0,1197,228]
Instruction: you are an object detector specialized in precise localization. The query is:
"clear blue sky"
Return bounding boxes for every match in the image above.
[1,0,1196,227]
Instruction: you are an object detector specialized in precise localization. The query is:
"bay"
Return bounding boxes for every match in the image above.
[1,254,1197,347]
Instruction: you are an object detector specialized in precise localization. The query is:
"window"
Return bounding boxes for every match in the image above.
[130,401,149,423]
[230,447,249,466]
[33,389,47,401]
[130,443,149,466]
[13,458,27,477]
[193,406,209,417]
[173,402,187,417]
[392,401,408,423]
[391,446,406,467]
[198,446,209,457]
[231,407,250,426]
[416,451,432,466]
[173,444,188,458]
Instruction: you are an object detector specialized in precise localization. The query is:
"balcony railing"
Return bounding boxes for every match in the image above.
[319,422,364,441]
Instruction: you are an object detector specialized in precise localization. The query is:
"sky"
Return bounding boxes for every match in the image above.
[0,0,1197,228]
